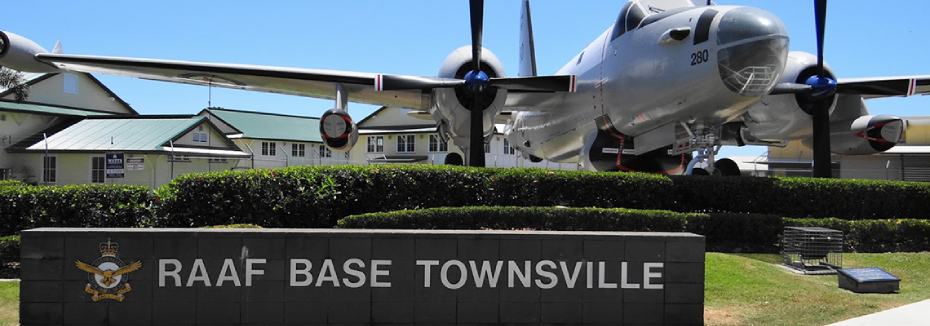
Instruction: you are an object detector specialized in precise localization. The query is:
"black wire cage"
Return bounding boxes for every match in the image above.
[782,227,843,274]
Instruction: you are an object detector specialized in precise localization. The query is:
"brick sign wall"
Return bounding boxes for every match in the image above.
[21,228,704,325]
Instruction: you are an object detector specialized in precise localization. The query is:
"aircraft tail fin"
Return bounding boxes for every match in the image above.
[518,0,537,77]
[52,40,63,54]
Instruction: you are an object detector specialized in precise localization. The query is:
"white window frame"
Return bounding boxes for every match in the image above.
[503,138,515,155]
[318,145,332,158]
[367,136,384,153]
[193,132,209,143]
[261,141,277,156]
[397,134,416,153]
[168,155,191,163]
[428,134,448,152]
[43,156,57,184]
[292,143,306,157]
[91,156,105,184]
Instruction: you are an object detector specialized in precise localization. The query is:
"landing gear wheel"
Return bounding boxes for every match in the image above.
[444,153,463,166]
[713,158,741,176]
[691,168,710,176]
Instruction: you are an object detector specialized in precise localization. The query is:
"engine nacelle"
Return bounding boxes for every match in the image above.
[741,51,837,140]
[429,46,507,147]
[0,31,58,73]
[801,115,903,155]
[319,108,358,153]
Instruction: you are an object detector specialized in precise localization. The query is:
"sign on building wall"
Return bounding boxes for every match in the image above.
[21,229,705,325]
[105,153,124,178]
[125,157,144,171]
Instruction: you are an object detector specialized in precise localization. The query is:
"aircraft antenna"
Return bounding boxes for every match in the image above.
[207,77,213,108]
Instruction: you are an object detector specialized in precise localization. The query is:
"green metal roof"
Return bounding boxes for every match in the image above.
[0,101,116,117]
[207,108,322,142]
[26,117,204,151]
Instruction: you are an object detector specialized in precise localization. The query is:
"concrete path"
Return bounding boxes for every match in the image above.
[825,299,930,326]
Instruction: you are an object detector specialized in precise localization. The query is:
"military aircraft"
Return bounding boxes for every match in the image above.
[1,0,927,176]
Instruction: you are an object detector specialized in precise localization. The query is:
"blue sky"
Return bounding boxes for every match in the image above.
[5,0,929,159]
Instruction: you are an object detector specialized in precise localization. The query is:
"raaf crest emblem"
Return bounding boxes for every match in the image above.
[75,239,141,302]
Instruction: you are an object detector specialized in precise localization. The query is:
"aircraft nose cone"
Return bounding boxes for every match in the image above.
[715,8,790,98]
[717,7,788,45]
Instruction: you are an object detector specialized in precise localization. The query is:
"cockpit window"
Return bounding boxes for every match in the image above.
[626,4,647,31]
[639,7,692,29]
[610,2,634,41]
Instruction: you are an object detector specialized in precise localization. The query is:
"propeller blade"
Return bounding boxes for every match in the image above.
[811,97,832,177]
[490,75,577,93]
[470,0,484,72]
[769,83,814,95]
[375,74,464,91]
[814,0,827,76]
[469,96,486,167]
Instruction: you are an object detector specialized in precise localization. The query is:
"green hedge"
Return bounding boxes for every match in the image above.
[339,206,782,252]
[155,165,930,228]
[786,218,930,253]
[0,235,18,265]
[154,165,676,228]
[670,176,930,219]
[338,206,693,232]
[0,184,154,235]
[340,206,930,253]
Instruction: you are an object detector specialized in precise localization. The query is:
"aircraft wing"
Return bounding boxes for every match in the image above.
[837,75,930,99]
[503,90,570,111]
[33,53,429,109]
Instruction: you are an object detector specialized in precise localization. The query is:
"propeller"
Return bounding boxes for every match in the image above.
[375,0,575,167]
[771,0,836,177]
[807,0,836,178]
[467,0,489,167]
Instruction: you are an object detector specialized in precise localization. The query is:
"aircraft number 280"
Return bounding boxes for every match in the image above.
[691,49,709,66]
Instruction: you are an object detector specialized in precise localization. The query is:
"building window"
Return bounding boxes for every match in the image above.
[262,142,276,156]
[367,136,384,153]
[292,144,306,157]
[43,156,57,183]
[484,143,490,153]
[193,132,208,143]
[429,134,448,152]
[168,155,191,163]
[397,135,415,153]
[208,158,228,163]
[63,73,79,94]
[91,157,105,184]
[503,138,515,155]
[318,145,332,158]
[0,168,9,180]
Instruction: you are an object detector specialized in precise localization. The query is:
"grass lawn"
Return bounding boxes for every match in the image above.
[705,252,930,326]
[0,253,926,326]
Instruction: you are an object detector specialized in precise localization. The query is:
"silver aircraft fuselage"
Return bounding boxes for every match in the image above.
[507,5,789,164]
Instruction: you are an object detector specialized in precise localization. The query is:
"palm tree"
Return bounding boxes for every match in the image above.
[0,67,28,101]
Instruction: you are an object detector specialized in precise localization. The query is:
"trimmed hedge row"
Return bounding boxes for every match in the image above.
[338,206,783,253]
[0,183,154,235]
[154,165,675,228]
[785,218,930,253]
[154,165,930,228]
[339,206,930,253]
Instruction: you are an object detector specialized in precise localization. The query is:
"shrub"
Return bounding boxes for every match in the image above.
[786,218,930,253]
[338,206,692,232]
[0,235,18,265]
[0,184,154,235]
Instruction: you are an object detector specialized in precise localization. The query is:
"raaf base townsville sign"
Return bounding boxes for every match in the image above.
[21,229,704,325]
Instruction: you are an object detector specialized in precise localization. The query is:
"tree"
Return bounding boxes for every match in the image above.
[0,67,29,101]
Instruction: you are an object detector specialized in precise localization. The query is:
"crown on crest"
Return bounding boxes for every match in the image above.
[99,239,119,256]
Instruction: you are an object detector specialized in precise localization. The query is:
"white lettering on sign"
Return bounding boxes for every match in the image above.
[157,258,266,287]
[158,258,664,290]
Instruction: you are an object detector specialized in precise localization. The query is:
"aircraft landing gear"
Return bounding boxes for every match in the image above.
[680,124,735,176]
